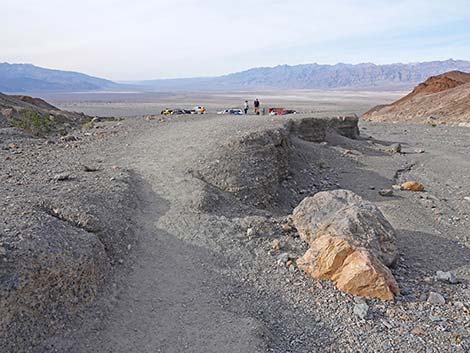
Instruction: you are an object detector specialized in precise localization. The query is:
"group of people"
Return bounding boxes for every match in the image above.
[244,98,263,115]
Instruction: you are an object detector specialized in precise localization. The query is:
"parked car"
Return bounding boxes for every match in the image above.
[217,108,244,115]
[171,109,188,115]
[268,107,296,116]
[161,108,193,115]
[281,109,297,115]
[192,106,206,114]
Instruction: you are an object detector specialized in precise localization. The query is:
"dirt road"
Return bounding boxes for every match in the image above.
[13,115,470,352]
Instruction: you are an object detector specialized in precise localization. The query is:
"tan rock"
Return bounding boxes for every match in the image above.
[401,181,425,191]
[271,239,282,251]
[411,326,426,336]
[281,223,292,232]
[297,233,399,300]
[332,249,399,300]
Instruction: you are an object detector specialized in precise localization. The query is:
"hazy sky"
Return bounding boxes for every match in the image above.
[4,0,470,80]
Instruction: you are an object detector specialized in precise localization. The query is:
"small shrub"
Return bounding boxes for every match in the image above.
[11,110,54,136]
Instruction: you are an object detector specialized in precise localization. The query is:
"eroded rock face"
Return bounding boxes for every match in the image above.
[292,190,398,266]
[293,190,399,300]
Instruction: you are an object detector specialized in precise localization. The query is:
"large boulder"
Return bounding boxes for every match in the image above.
[292,190,399,300]
[292,190,398,266]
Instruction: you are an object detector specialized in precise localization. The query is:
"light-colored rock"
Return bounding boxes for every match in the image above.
[277,252,290,265]
[379,189,394,197]
[271,239,282,251]
[427,292,446,305]
[436,270,459,284]
[297,234,399,300]
[401,181,425,191]
[411,326,426,336]
[353,302,369,319]
[392,184,402,190]
[387,143,402,154]
[292,190,397,266]
[60,135,78,142]
[281,223,292,232]
[293,190,400,300]
[54,172,71,181]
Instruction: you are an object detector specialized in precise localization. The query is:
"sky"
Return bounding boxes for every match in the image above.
[3,0,470,81]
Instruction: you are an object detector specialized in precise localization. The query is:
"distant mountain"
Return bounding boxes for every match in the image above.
[0,63,121,92]
[138,59,470,91]
[363,70,470,123]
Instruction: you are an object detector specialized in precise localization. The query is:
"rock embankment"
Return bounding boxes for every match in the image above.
[195,115,359,212]
[0,125,140,352]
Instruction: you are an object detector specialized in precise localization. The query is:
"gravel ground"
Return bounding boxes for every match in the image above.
[1,114,469,352]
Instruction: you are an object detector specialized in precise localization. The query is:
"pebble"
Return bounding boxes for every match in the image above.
[427,292,446,305]
[246,227,255,237]
[436,270,459,284]
[379,189,394,197]
[271,239,282,251]
[353,302,369,320]
[387,143,402,154]
[277,252,290,265]
[281,223,292,232]
[82,165,99,172]
[54,172,71,181]
[411,326,426,336]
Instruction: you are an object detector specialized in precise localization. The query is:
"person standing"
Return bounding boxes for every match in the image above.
[244,100,249,115]
[254,98,260,115]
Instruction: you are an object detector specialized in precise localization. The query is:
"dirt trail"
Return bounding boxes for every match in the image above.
[39,116,294,352]
[35,115,470,353]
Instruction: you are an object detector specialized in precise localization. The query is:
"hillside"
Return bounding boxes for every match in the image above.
[0,92,90,134]
[363,71,470,123]
[0,63,121,92]
[138,59,470,91]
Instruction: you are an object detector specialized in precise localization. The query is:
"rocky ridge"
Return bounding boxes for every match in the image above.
[0,92,90,135]
[363,71,470,124]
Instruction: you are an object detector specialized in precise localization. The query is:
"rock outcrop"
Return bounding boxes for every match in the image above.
[0,92,90,136]
[293,190,399,300]
[363,70,470,124]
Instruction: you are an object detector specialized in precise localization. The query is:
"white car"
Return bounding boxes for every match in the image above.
[217,108,244,115]
[192,106,206,114]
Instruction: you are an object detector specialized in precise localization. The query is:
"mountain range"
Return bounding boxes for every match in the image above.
[1,59,470,92]
[0,63,120,92]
